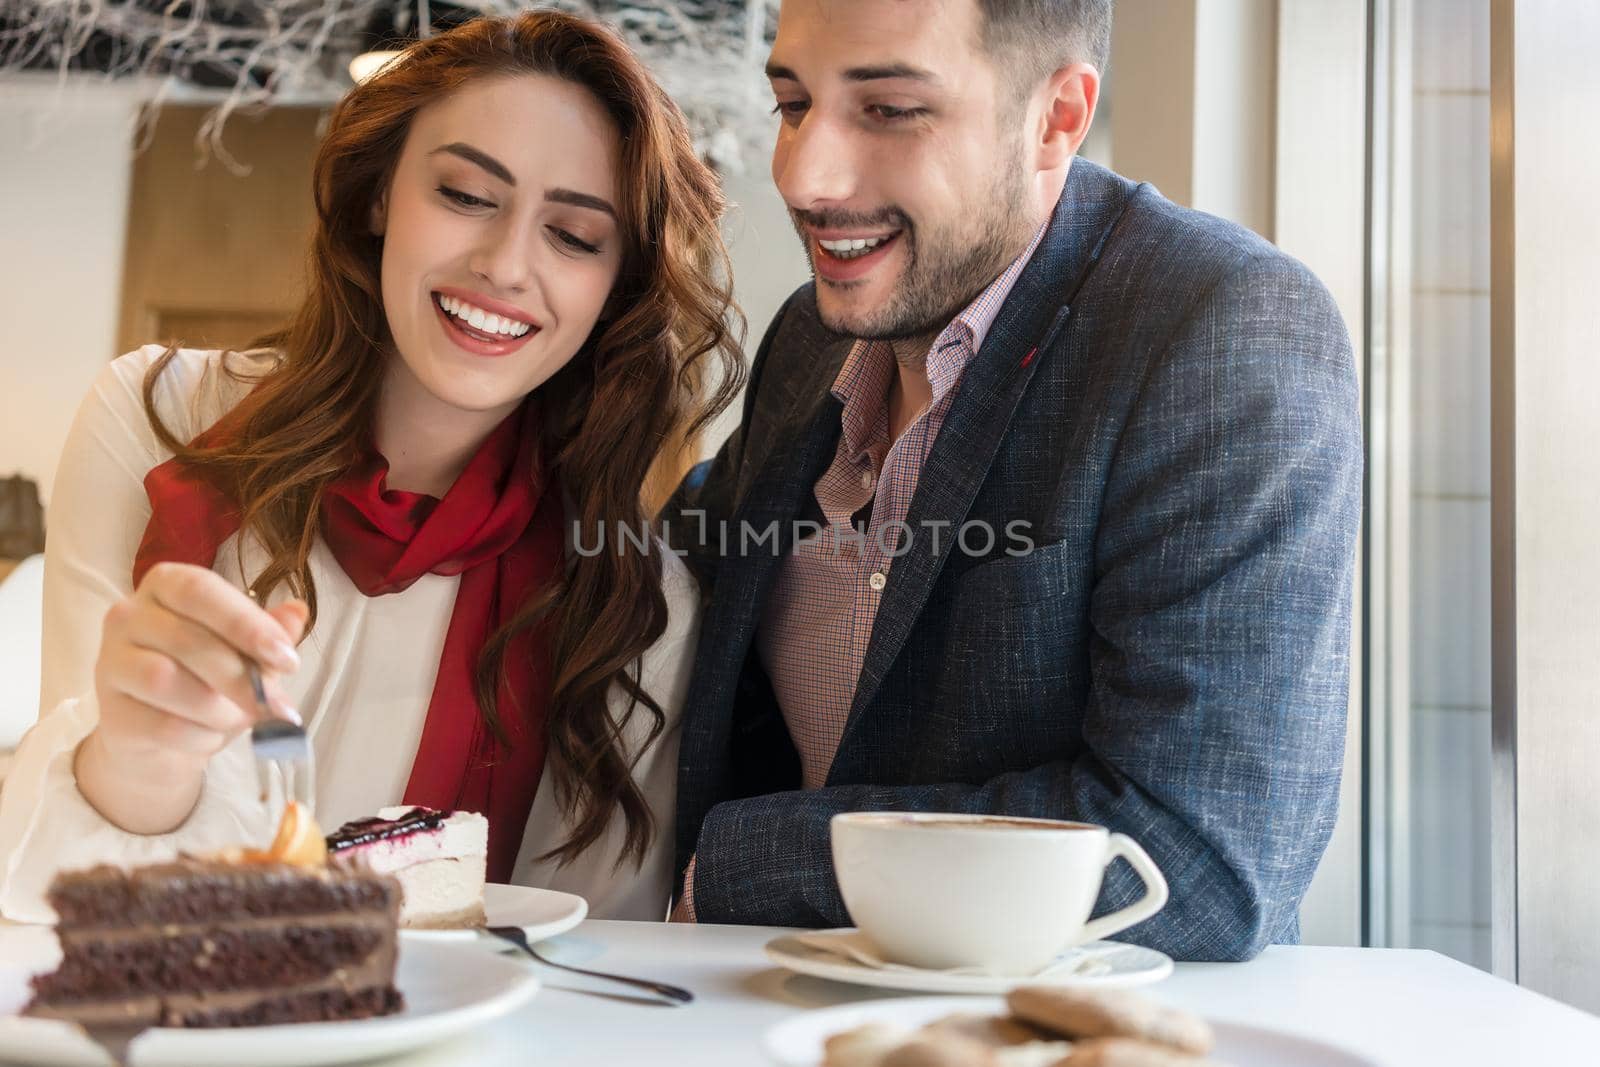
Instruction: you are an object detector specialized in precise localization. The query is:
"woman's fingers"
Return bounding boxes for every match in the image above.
[123,695,241,759]
[120,601,298,724]
[96,644,252,743]
[97,564,309,757]
[85,567,307,828]
[138,562,301,673]
[268,599,310,645]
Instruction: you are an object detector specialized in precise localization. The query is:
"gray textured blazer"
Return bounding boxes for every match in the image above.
[661,159,1363,961]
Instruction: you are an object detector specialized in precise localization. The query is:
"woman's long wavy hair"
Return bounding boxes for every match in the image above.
[141,10,745,868]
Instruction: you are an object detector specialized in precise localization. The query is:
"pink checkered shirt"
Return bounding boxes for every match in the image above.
[756,224,1047,789]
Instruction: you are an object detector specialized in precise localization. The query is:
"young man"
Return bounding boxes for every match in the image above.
[665,0,1361,961]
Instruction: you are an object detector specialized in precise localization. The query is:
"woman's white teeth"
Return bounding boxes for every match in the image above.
[819,235,892,259]
[437,294,532,338]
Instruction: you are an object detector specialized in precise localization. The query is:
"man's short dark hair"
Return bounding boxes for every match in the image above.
[975,0,1114,100]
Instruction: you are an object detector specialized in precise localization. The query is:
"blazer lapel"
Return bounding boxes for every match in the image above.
[676,306,851,866]
[727,374,845,605]
[832,162,1137,771]
[694,308,852,718]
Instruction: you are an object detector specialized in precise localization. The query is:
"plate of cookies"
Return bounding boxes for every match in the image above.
[764,986,1381,1067]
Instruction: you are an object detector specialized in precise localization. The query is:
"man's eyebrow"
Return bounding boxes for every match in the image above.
[546,187,617,219]
[430,142,514,185]
[844,63,940,84]
[765,61,942,86]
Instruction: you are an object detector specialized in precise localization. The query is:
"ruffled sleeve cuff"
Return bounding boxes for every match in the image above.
[0,693,271,923]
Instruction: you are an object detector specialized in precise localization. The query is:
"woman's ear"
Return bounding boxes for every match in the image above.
[370,190,388,236]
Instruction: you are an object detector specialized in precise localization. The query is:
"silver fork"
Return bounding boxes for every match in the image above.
[484,925,693,1005]
[251,713,314,814]
[245,602,314,815]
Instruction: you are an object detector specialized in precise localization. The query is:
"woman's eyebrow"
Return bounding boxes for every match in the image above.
[430,142,514,185]
[547,188,617,219]
[429,143,614,218]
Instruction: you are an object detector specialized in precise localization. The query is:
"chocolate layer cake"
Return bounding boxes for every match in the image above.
[328,807,487,929]
[25,858,404,1028]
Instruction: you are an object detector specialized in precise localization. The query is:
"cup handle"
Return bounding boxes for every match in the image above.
[1076,833,1170,945]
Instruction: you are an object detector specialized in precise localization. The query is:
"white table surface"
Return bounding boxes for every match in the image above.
[377,919,1599,1066]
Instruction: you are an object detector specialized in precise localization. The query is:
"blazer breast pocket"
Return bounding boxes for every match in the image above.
[927,538,1087,683]
[908,539,1090,775]
[936,537,1079,609]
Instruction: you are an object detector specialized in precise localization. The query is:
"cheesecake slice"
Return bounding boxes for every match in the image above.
[326,807,488,929]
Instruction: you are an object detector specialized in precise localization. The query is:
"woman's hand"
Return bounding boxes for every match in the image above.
[75,562,309,835]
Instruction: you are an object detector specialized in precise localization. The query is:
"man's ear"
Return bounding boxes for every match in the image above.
[370,190,388,236]
[1036,62,1100,170]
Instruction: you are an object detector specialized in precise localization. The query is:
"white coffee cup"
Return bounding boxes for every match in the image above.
[830,812,1169,974]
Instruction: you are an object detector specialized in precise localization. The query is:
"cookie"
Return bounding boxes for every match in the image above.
[993,1042,1079,1067]
[1006,988,1213,1055]
[924,1013,1056,1048]
[823,1022,913,1067]
[1059,1037,1221,1066]
[881,1032,1000,1067]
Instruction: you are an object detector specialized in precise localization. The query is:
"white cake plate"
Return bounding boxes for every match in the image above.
[402,882,588,945]
[0,938,539,1067]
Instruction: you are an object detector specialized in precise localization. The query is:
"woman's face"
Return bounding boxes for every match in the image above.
[374,73,624,427]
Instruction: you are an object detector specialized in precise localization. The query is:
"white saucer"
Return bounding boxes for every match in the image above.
[0,939,539,1067]
[764,929,1173,994]
[402,882,588,944]
[764,996,1382,1067]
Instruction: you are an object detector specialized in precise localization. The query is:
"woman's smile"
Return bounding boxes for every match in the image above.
[431,289,542,357]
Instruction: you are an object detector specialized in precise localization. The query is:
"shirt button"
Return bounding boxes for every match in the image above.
[868,571,888,592]
[861,470,874,490]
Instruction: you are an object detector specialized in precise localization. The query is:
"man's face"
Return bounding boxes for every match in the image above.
[768,0,1038,342]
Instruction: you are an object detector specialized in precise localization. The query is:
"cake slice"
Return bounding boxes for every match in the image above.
[25,806,403,1029]
[326,807,488,929]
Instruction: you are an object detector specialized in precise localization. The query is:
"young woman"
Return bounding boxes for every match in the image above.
[0,10,741,922]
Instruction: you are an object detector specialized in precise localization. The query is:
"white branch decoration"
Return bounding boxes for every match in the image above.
[0,1,779,173]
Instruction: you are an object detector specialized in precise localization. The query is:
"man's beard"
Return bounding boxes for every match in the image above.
[794,148,1034,344]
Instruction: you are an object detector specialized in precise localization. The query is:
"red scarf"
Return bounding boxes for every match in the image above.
[134,402,562,883]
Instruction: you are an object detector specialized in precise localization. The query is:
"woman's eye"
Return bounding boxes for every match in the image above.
[438,185,493,209]
[771,100,809,122]
[552,228,602,255]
